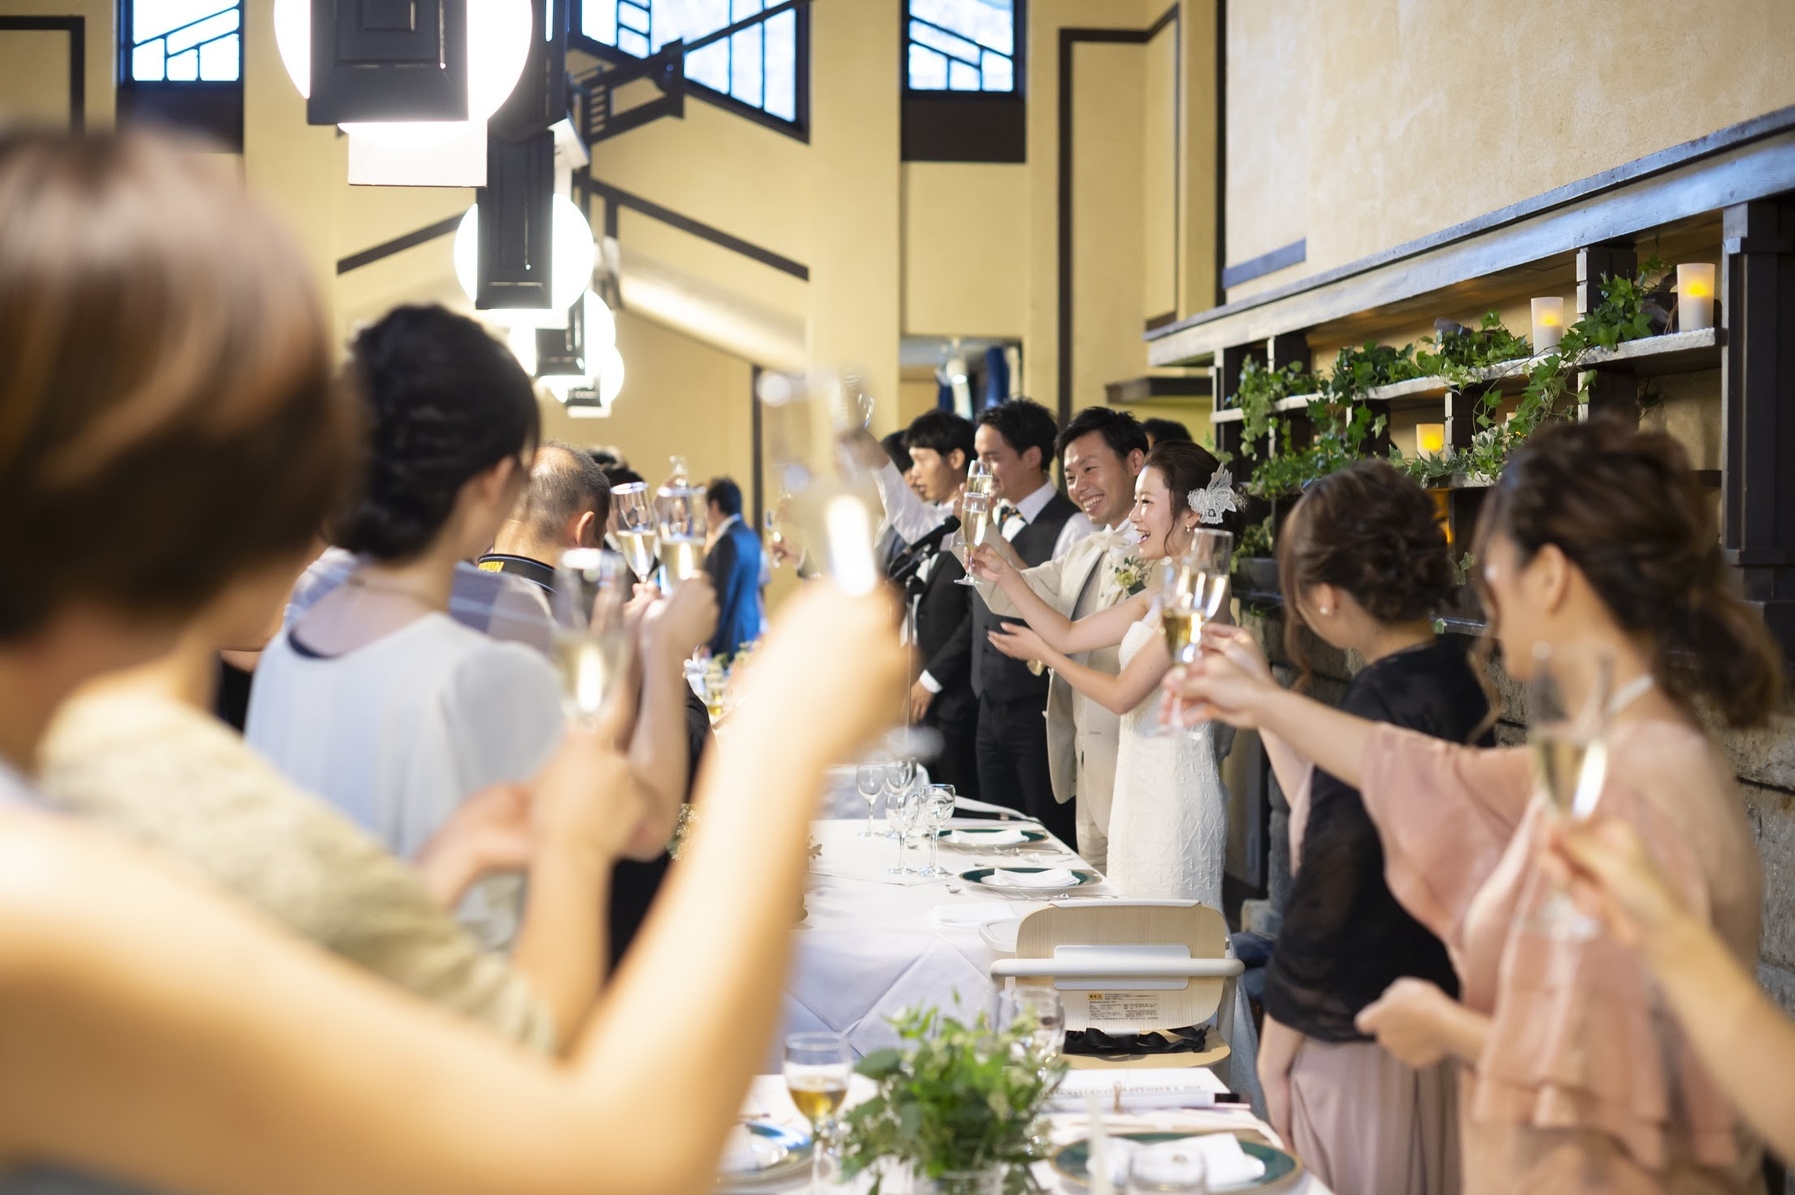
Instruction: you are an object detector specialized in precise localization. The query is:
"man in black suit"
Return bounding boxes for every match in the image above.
[898,410,980,798]
[968,400,1093,840]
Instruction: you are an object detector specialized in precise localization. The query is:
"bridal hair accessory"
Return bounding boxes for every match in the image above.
[1187,467,1243,525]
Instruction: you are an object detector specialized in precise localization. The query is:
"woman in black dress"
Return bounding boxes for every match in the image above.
[1242,461,1487,1195]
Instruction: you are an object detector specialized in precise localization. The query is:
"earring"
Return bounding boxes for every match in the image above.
[1318,606,1331,616]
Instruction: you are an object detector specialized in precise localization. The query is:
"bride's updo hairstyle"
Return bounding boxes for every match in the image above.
[0,131,353,640]
[1141,440,1239,556]
[1275,460,1455,689]
[1473,416,1782,727]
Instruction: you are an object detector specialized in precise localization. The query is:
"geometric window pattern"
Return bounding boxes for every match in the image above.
[906,0,1014,92]
[581,0,799,125]
[128,0,242,81]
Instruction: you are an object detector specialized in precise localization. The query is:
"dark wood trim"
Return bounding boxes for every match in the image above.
[1221,237,1304,288]
[902,93,1025,162]
[336,214,464,275]
[0,16,84,130]
[1213,0,1226,309]
[577,175,809,280]
[1056,4,1181,423]
[750,365,765,532]
[1145,310,1178,332]
[1105,373,1211,404]
[1150,102,1795,362]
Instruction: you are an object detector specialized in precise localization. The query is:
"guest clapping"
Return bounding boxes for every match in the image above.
[1167,418,1780,1194]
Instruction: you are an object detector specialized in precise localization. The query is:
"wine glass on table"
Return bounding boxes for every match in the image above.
[885,783,922,875]
[1526,642,1615,940]
[550,549,633,729]
[917,784,957,877]
[655,475,708,591]
[954,461,996,587]
[854,763,885,838]
[784,1031,851,1195]
[998,985,1067,1072]
[1158,529,1233,734]
[882,758,916,839]
[610,481,659,585]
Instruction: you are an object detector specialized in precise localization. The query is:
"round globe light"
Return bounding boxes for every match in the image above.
[273,0,531,145]
[453,197,596,323]
[505,322,537,376]
[597,344,625,406]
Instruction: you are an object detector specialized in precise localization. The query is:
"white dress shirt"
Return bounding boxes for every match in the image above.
[1008,480,1096,561]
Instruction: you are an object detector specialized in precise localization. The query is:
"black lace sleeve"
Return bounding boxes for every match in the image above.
[1259,641,1486,1042]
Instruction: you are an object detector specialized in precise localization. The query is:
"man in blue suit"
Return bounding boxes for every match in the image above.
[703,476,763,659]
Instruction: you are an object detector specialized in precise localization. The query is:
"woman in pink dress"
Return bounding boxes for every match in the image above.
[1167,418,1780,1195]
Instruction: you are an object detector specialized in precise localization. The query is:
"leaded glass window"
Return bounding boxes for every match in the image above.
[126,0,242,82]
[906,0,1016,93]
[580,0,802,128]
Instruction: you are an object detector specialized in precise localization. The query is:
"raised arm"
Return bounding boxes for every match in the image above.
[986,611,1168,716]
[0,584,908,1195]
[969,545,1145,655]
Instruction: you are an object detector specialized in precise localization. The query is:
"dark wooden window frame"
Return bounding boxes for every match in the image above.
[0,16,84,129]
[901,0,1025,163]
[116,0,244,150]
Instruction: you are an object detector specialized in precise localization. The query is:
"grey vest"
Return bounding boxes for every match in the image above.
[970,491,1080,704]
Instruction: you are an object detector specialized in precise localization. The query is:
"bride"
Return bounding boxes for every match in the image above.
[969,440,1237,906]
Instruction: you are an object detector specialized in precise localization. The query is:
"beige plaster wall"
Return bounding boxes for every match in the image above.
[1227,0,1795,293]
[0,0,114,130]
[902,161,1030,340]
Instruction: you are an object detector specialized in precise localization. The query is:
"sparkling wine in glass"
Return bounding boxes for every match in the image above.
[550,549,633,728]
[610,481,659,582]
[917,784,957,877]
[1159,530,1233,734]
[955,482,994,588]
[854,764,884,838]
[886,784,922,875]
[1525,642,1614,939]
[784,1031,850,1195]
[655,476,708,590]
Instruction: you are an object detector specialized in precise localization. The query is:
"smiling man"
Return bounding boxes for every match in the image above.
[969,406,1146,870]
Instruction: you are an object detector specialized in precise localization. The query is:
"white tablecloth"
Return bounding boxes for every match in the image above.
[781,818,1102,1060]
[735,1074,1335,1195]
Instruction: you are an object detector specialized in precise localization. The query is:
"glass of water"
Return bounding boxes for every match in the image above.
[854,764,884,838]
[917,784,957,877]
[886,784,922,875]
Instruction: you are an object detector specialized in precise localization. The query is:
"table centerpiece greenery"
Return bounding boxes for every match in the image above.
[840,1004,1065,1195]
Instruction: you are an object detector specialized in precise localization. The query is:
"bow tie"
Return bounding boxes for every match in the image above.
[1086,525,1137,553]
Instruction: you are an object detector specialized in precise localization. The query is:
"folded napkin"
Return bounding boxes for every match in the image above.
[930,902,1019,927]
[718,1125,790,1175]
[1108,1136,1264,1189]
[945,827,1029,846]
[984,867,1079,889]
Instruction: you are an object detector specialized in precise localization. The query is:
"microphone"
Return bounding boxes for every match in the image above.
[887,515,961,581]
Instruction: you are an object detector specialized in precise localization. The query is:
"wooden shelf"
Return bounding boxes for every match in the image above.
[1214,329,1723,420]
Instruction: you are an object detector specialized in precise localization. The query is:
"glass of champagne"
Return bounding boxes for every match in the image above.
[784,1031,851,1195]
[1158,529,1233,734]
[917,784,957,877]
[550,549,633,728]
[854,764,884,838]
[1526,642,1615,939]
[954,462,996,587]
[610,481,659,584]
[758,370,882,595]
[702,657,729,722]
[885,783,922,875]
[765,506,787,565]
[655,476,708,590]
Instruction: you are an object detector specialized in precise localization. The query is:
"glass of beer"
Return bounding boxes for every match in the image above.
[550,549,633,728]
[784,1031,851,1195]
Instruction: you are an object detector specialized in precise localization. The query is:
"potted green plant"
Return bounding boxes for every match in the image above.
[840,1005,1065,1195]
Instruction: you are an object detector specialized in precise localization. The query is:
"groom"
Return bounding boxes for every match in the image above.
[968,407,1147,871]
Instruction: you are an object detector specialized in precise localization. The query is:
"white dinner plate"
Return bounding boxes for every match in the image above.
[979,917,1021,954]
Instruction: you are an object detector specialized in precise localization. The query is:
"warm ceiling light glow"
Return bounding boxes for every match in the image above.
[453,197,597,320]
[273,0,531,145]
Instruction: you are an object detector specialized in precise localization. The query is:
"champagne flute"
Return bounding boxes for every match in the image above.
[765,506,787,564]
[610,481,659,583]
[917,784,957,877]
[1526,642,1614,940]
[955,474,995,588]
[701,657,729,722]
[854,763,884,838]
[758,369,881,595]
[1159,529,1233,734]
[886,784,922,875]
[655,476,708,590]
[550,549,633,728]
[882,758,916,839]
[783,1031,851,1195]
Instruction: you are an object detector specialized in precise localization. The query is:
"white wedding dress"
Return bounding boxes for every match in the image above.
[1105,617,1231,906]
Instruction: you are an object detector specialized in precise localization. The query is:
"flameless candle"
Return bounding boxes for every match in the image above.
[1530,297,1566,354]
[1416,423,1446,456]
[1678,263,1716,332]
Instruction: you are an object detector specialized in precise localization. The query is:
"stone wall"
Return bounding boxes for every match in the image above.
[1243,605,1795,1016]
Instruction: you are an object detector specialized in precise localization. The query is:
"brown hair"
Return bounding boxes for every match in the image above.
[0,130,355,640]
[1473,416,1782,727]
[1141,439,1237,556]
[1276,460,1455,689]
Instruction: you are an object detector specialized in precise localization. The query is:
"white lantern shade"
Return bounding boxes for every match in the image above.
[597,344,625,405]
[1530,297,1565,354]
[453,197,596,322]
[1678,263,1716,332]
[273,0,531,145]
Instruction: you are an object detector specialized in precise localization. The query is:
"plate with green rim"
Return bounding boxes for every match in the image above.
[958,866,1100,893]
[935,825,1050,849]
[717,1120,813,1189]
[1053,1131,1302,1193]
